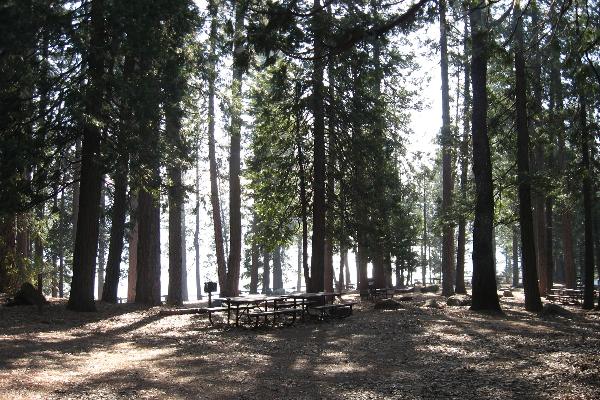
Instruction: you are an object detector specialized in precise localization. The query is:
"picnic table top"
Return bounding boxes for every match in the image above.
[287,292,340,299]
[216,295,286,304]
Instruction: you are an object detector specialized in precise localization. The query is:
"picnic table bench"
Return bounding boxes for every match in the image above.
[547,288,584,305]
[366,287,395,301]
[247,307,304,327]
[199,291,353,328]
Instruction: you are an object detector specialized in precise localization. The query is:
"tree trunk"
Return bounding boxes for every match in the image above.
[58,188,65,298]
[51,194,58,297]
[68,0,106,312]
[249,219,259,294]
[135,188,161,306]
[295,83,310,290]
[0,216,15,293]
[578,84,595,310]
[166,71,185,306]
[344,250,351,289]
[96,180,106,300]
[296,237,302,292]
[469,1,500,312]
[514,0,542,312]
[357,240,369,296]
[272,247,283,292]
[530,0,548,297]
[373,246,385,289]
[101,52,132,303]
[72,138,81,247]
[310,0,326,293]
[338,247,345,291]
[512,225,520,287]
[324,240,334,292]
[384,252,392,288]
[181,205,188,302]
[207,0,227,295]
[421,176,427,285]
[167,163,183,306]
[194,143,202,300]
[127,199,138,303]
[262,250,271,295]
[440,0,455,297]
[550,31,576,289]
[545,196,554,290]
[102,153,128,303]
[226,0,246,298]
[455,10,470,295]
[16,212,30,284]
[35,203,44,294]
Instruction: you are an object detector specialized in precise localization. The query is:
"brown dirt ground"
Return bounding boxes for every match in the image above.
[0,290,599,400]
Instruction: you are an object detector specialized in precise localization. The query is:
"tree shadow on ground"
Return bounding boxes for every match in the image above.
[1,295,599,399]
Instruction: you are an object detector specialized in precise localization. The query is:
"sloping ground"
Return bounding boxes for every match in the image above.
[0,291,598,400]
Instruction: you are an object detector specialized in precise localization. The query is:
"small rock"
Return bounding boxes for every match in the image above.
[396,296,414,302]
[503,290,514,297]
[424,299,444,309]
[374,299,404,310]
[421,285,440,293]
[447,295,472,307]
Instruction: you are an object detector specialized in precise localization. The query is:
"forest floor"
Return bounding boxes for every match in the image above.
[0,289,599,400]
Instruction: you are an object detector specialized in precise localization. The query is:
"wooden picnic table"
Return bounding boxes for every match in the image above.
[547,288,584,305]
[214,295,302,326]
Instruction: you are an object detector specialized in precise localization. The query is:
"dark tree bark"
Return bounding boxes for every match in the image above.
[249,219,259,294]
[96,181,106,299]
[324,3,337,295]
[101,152,128,303]
[51,194,58,297]
[357,241,369,296]
[421,177,427,285]
[373,246,386,289]
[0,216,15,293]
[194,143,202,300]
[226,0,247,297]
[455,10,470,295]
[384,252,393,288]
[207,0,227,295]
[296,237,302,292]
[35,203,44,294]
[72,138,81,248]
[578,84,595,310]
[549,32,576,289]
[68,0,106,312]
[181,205,188,302]
[469,1,500,312]
[262,250,271,295]
[440,0,455,297]
[344,249,351,289]
[514,0,542,312]
[338,247,345,291]
[530,1,548,297]
[165,57,186,306]
[272,247,283,292]
[167,164,183,306]
[135,188,161,306]
[295,83,310,290]
[58,188,65,298]
[512,225,520,287]
[310,0,326,293]
[127,200,138,303]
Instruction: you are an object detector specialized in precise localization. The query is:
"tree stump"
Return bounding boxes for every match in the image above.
[6,283,49,311]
